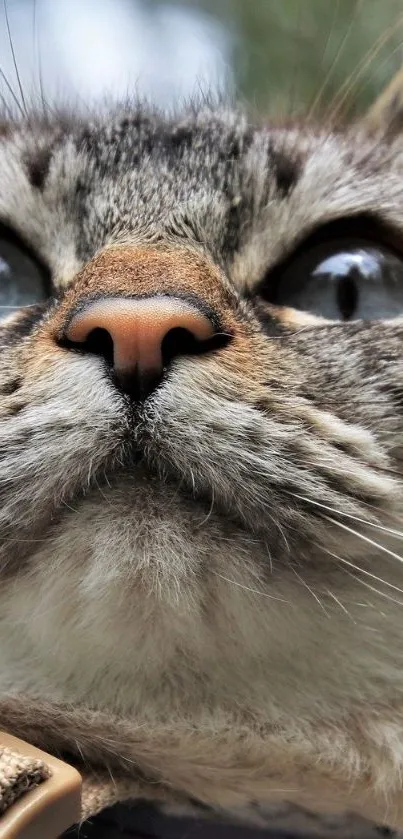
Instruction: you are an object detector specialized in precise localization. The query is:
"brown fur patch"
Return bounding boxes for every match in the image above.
[49,246,237,333]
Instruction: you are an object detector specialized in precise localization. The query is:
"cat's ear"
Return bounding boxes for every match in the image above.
[361,67,403,137]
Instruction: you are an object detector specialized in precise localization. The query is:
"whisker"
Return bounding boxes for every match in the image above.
[324,587,356,622]
[290,566,330,617]
[32,0,45,110]
[322,515,403,565]
[321,545,403,597]
[344,37,403,119]
[342,567,403,608]
[290,492,403,540]
[325,14,403,124]
[346,494,403,521]
[287,1,303,119]
[3,0,26,115]
[308,0,362,120]
[210,570,289,604]
[320,0,341,69]
[0,66,24,117]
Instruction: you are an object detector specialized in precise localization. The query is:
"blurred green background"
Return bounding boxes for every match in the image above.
[209,0,403,118]
[1,0,403,118]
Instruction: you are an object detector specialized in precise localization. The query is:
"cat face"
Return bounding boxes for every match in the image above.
[1,107,403,723]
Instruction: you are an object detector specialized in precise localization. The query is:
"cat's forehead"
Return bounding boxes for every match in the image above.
[0,107,402,289]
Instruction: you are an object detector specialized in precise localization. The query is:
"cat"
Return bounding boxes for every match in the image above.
[1,71,403,834]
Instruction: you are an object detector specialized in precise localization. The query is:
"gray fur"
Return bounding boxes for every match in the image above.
[1,104,403,824]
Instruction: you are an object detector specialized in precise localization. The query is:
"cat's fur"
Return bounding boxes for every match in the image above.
[2,93,403,826]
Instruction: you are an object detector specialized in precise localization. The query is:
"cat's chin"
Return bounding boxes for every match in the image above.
[101,452,240,530]
[90,461,250,546]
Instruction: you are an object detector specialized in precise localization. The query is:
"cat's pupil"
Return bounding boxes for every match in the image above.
[336,273,359,320]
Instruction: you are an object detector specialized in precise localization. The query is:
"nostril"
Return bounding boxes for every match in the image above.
[84,328,114,365]
[161,326,230,367]
[63,327,115,366]
[161,327,200,365]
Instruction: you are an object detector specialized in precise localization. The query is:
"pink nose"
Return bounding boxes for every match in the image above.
[64,296,217,396]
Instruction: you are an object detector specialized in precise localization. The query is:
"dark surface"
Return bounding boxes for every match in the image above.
[63,803,298,838]
[62,802,398,839]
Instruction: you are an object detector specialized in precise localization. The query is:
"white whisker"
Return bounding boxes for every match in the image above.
[210,571,289,603]
[324,588,356,622]
[323,515,403,565]
[321,545,403,597]
[290,492,403,540]
[343,567,403,608]
[290,566,330,616]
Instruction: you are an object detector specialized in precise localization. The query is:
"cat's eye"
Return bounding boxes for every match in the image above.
[262,238,403,321]
[0,226,48,320]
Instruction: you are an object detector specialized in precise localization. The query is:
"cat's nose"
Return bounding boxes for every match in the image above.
[64,296,220,397]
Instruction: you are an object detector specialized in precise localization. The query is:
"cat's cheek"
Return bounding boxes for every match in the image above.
[14,328,104,391]
[7,343,123,421]
[25,343,76,384]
